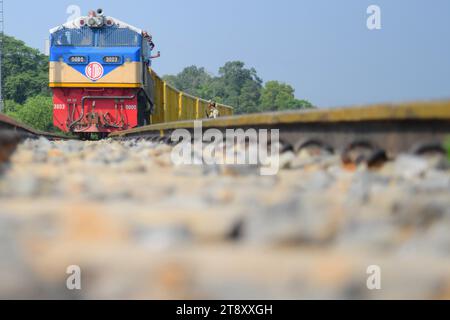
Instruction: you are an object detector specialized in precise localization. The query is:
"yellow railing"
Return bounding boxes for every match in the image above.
[149,69,234,124]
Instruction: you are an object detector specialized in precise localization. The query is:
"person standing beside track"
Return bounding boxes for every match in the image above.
[207,100,220,119]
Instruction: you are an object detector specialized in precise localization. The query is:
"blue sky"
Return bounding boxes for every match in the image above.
[4,0,450,107]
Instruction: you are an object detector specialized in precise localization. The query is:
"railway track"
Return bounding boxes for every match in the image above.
[110,100,450,166]
[0,114,75,164]
[1,101,450,299]
[2,99,450,174]
[0,114,74,140]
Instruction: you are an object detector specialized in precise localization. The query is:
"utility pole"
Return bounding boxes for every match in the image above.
[0,0,3,113]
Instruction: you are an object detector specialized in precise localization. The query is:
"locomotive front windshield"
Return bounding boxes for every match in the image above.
[98,28,140,47]
[52,27,141,47]
[52,28,94,46]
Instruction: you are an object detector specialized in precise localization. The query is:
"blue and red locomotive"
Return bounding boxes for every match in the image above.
[49,9,233,138]
[49,9,156,137]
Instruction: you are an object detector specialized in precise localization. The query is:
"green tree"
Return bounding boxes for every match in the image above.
[163,61,313,114]
[446,137,450,162]
[3,100,21,114]
[163,66,212,98]
[292,99,315,109]
[163,61,266,114]
[239,79,262,114]
[7,95,54,132]
[4,72,49,104]
[2,35,50,103]
[163,62,314,114]
[217,61,263,114]
[260,81,314,111]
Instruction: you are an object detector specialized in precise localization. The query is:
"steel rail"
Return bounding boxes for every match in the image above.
[0,113,77,164]
[0,113,74,140]
[109,100,450,160]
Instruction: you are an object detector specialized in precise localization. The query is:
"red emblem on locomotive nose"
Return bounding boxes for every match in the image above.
[85,62,104,81]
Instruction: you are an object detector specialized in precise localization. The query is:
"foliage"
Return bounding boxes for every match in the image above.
[2,35,50,104]
[6,95,54,132]
[3,100,21,114]
[446,137,450,162]
[216,61,263,114]
[163,66,212,97]
[4,72,49,104]
[0,36,53,131]
[163,61,314,114]
[260,81,314,111]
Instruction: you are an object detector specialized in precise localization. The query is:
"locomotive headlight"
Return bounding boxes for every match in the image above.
[95,16,105,27]
[103,56,122,64]
[88,17,96,26]
[87,16,104,27]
